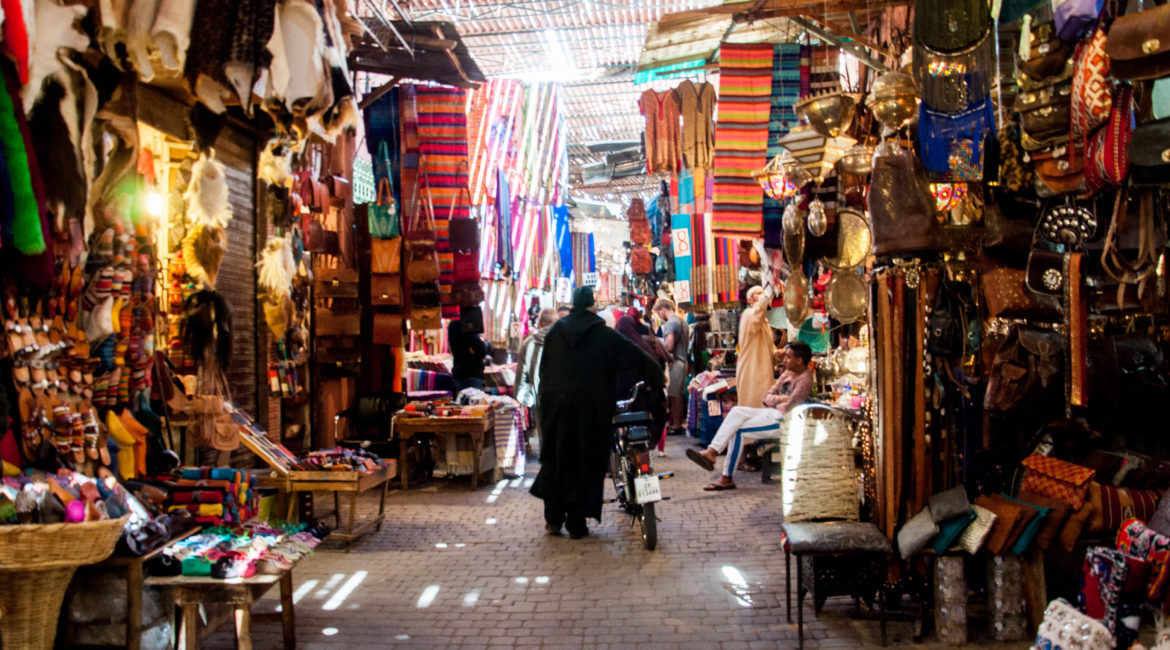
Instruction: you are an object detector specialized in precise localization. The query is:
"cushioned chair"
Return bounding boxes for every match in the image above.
[783,521,893,648]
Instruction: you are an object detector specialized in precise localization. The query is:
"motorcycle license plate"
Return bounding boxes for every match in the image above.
[634,475,662,503]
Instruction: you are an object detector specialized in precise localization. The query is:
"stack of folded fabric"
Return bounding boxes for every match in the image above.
[163,467,259,526]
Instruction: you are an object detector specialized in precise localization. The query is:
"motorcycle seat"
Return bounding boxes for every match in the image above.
[612,411,653,426]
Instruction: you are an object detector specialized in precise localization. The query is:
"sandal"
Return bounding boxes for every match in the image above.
[702,482,737,492]
[686,448,715,472]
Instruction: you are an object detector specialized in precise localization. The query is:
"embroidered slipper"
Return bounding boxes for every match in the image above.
[703,482,736,492]
[686,448,715,472]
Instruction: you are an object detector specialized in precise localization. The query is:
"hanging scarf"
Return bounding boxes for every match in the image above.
[0,65,45,254]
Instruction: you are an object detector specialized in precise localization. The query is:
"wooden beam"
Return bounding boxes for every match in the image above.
[434,24,471,85]
[358,76,399,111]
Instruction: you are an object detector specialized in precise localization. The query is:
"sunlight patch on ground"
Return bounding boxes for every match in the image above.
[323,571,368,611]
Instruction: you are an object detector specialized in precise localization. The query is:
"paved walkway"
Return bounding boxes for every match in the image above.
[207,435,1021,649]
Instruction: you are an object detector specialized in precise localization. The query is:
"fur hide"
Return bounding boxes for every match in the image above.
[27,78,86,232]
[256,235,296,299]
[181,223,226,289]
[184,153,231,229]
[261,293,293,339]
[257,138,292,186]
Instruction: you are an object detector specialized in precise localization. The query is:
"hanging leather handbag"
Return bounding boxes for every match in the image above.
[409,306,441,331]
[314,268,359,299]
[984,325,1066,414]
[1085,85,1134,195]
[629,198,652,245]
[868,145,943,256]
[315,310,361,337]
[630,246,652,274]
[1127,117,1170,185]
[451,281,485,307]
[453,250,479,283]
[370,274,402,306]
[1015,78,1073,143]
[1106,1,1170,81]
[1039,203,1099,247]
[404,162,440,283]
[1026,247,1068,312]
[409,282,441,307]
[1033,143,1086,197]
[371,237,402,275]
[460,305,484,335]
[1019,33,1077,81]
[372,312,403,346]
[449,218,479,252]
[1070,22,1113,145]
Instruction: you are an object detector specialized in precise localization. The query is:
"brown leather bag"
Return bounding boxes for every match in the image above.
[1032,144,1085,197]
[409,306,441,331]
[315,310,360,337]
[370,274,402,306]
[372,312,403,346]
[371,238,402,275]
[1106,1,1170,81]
[630,246,652,274]
[867,146,943,256]
[314,268,359,299]
[981,267,1047,318]
[984,325,1065,414]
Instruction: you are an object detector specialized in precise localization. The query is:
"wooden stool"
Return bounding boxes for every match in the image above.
[783,521,892,649]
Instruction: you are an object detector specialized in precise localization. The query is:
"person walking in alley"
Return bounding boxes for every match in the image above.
[530,287,663,539]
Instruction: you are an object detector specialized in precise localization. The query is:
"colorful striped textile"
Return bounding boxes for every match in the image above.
[711,236,743,305]
[415,85,472,320]
[763,44,803,246]
[712,43,774,236]
[690,212,711,306]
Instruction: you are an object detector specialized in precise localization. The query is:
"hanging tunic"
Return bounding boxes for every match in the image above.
[676,80,717,170]
[735,289,775,408]
[639,89,681,174]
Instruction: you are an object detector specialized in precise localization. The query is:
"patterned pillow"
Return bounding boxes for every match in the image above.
[1087,482,1161,532]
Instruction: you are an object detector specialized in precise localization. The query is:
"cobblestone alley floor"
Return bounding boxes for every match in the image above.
[207,435,1023,649]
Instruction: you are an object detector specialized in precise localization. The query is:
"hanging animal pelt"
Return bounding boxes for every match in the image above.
[256,235,296,299]
[261,293,294,339]
[181,223,227,288]
[180,290,233,371]
[184,152,231,229]
[258,138,293,187]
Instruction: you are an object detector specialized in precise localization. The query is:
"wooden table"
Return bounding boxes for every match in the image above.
[257,462,396,546]
[145,571,295,650]
[393,413,493,489]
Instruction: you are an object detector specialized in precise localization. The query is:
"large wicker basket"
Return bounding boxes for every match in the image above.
[0,516,127,650]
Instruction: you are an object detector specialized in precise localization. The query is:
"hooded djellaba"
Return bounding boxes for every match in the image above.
[530,287,663,538]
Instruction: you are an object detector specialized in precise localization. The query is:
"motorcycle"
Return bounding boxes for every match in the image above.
[608,381,673,550]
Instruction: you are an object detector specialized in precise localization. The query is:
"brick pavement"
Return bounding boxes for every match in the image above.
[206,436,1025,649]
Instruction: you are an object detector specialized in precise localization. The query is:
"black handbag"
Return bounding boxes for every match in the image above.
[1127,118,1170,186]
[460,305,485,335]
[928,280,977,360]
[409,282,441,307]
[449,217,480,252]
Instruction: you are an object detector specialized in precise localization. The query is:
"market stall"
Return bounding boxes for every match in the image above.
[621,0,1170,644]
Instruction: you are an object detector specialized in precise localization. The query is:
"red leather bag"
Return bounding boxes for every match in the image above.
[1085,85,1134,196]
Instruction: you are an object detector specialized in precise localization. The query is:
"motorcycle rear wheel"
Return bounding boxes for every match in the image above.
[640,501,657,550]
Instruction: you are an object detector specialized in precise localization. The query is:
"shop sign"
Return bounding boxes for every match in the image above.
[555,277,572,304]
[582,272,600,287]
[674,280,692,304]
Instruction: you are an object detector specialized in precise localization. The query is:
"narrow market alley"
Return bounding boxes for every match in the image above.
[208,436,1018,650]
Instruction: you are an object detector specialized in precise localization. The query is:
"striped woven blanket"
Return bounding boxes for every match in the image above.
[712,43,774,236]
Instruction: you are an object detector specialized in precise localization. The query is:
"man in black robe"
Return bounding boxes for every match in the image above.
[530,286,664,539]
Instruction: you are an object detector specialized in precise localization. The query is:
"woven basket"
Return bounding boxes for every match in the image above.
[0,516,127,650]
[780,404,859,522]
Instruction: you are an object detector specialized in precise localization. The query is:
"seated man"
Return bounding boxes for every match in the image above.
[686,341,814,491]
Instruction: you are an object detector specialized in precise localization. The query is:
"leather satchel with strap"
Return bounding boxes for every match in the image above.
[1101,184,1163,309]
[405,160,441,284]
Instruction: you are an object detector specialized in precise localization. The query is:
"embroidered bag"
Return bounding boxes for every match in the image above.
[1085,84,1134,195]
[1071,22,1112,145]
[1033,598,1115,650]
[1078,546,1129,636]
[1022,453,1096,509]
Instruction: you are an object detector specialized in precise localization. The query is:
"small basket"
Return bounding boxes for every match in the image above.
[0,516,127,650]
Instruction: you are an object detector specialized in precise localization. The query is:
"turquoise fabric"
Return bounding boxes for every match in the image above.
[1003,493,1050,555]
[931,508,976,553]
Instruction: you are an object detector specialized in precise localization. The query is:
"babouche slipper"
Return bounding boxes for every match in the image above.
[686,448,715,471]
[703,482,736,491]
